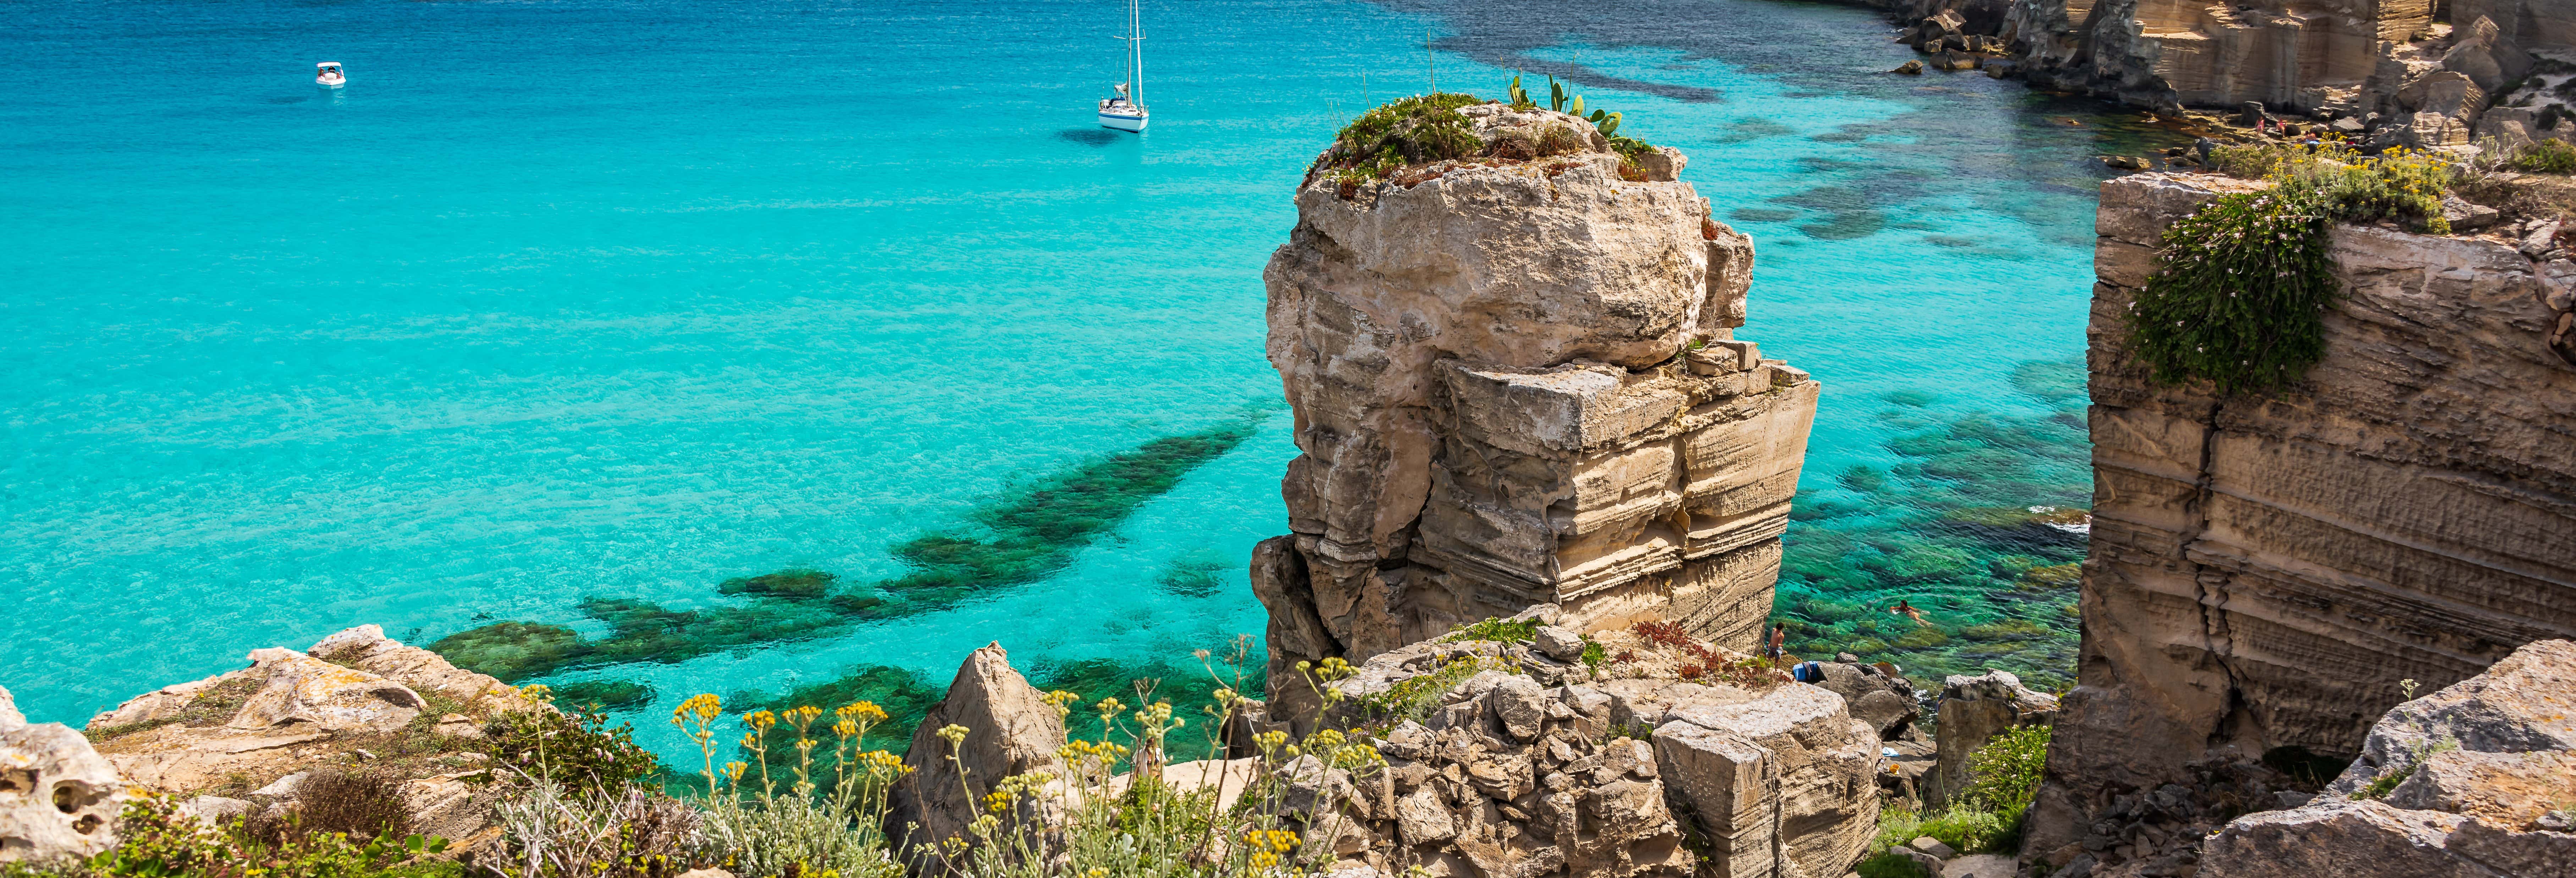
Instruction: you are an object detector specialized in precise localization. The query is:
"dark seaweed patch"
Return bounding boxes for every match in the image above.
[1730,207,1799,224]
[554,679,657,711]
[1713,117,1795,144]
[432,415,1266,681]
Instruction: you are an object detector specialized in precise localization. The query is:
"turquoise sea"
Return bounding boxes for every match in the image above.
[2,0,2176,758]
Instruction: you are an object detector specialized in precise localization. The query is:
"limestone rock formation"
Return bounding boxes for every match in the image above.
[1323,626,1878,878]
[2034,172,2576,871]
[890,642,1066,852]
[55,624,549,862]
[2197,640,2576,877]
[1256,103,1818,711]
[0,690,124,863]
[1924,670,2054,808]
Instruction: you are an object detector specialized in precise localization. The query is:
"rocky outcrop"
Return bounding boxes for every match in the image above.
[1924,671,2054,809]
[0,688,123,863]
[890,643,1066,852]
[2196,640,2576,877]
[1256,104,1818,717]
[2032,172,2576,871]
[86,629,526,794]
[1317,623,1878,878]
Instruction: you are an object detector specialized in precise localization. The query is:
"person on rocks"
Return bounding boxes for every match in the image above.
[1768,622,1787,663]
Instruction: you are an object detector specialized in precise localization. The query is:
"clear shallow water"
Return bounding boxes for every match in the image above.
[2,0,2177,756]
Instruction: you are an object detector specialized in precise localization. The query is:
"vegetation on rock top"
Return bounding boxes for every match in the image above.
[2133,143,2453,396]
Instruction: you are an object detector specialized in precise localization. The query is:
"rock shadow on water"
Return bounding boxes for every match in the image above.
[429,413,1269,682]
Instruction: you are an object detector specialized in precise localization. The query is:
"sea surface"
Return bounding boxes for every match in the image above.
[2,0,2178,759]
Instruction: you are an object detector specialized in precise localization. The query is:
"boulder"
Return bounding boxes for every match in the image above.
[1656,684,1879,878]
[0,719,125,862]
[1893,60,1925,75]
[2440,16,2534,94]
[1534,626,1587,662]
[306,625,543,716]
[890,643,1067,851]
[2198,641,2576,878]
[1927,670,2054,808]
[1809,662,1918,739]
[1488,675,1550,742]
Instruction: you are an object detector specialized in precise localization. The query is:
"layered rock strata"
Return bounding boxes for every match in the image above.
[2197,639,2576,877]
[2029,172,2576,869]
[1256,105,1820,714]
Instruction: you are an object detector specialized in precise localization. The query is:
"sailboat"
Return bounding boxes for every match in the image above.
[1096,0,1148,132]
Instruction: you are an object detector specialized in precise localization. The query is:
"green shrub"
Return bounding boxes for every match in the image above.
[1318,93,1490,183]
[1442,617,1539,644]
[2512,137,2576,173]
[1854,852,1931,878]
[84,794,455,878]
[489,687,662,791]
[1960,724,2051,813]
[2132,145,2455,395]
[1350,654,1501,724]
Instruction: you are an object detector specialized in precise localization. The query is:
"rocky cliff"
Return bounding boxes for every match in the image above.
[1874,0,2576,151]
[2024,171,2576,874]
[1255,104,1820,713]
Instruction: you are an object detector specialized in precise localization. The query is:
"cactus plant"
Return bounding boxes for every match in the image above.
[1589,109,1606,122]
[1508,74,1531,107]
[1569,95,1586,116]
[1597,112,1621,137]
[1550,79,1566,112]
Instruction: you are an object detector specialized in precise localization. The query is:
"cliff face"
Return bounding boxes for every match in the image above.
[1256,106,1819,702]
[2030,172,2576,867]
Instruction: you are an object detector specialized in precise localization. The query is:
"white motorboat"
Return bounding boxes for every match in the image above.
[315,62,345,88]
[1095,0,1147,132]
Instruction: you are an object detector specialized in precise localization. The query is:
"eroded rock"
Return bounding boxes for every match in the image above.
[0,719,124,862]
[891,642,1067,852]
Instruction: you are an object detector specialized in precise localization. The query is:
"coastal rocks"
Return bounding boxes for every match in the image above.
[1328,627,1877,878]
[1258,105,1818,703]
[2197,640,2576,877]
[1804,662,1919,740]
[891,643,1067,852]
[2044,172,2576,871]
[1657,688,1880,877]
[0,697,124,862]
[85,625,539,797]
[1924,671,2054,808]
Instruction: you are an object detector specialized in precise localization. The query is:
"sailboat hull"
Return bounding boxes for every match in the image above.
[1098,111,1147,132]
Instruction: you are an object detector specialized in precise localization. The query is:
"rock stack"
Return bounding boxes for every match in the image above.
[1255,104,1820,716]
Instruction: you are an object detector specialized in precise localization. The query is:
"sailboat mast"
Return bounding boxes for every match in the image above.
[1130,0,1144,109]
